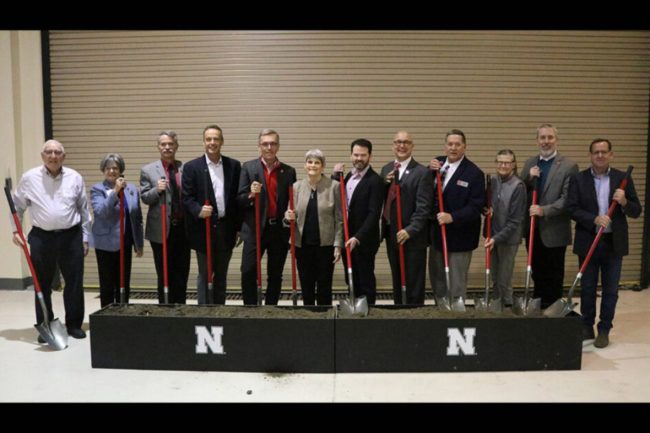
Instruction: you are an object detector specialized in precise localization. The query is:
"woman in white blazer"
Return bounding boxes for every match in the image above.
[285,149,343,305]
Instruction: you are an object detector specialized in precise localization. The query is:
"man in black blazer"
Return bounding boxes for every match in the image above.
[429,129,485,304]
[566,138,641,348]
[238,129,297,305]
[381,131,434,305]
[332,138,384,304]
[182,125,241,305]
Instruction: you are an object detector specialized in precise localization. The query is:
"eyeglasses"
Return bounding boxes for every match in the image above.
[42,149,63,156]
[260,141,279,148]
[495,161,514,166]
[393,140,413,146]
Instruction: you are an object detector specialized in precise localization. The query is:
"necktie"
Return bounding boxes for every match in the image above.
[168,165,182,220]
[440,164,450,190]
[382,162,401,224]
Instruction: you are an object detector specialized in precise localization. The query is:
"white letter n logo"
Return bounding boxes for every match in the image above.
[195,326,225,355]
[446,327,477,356]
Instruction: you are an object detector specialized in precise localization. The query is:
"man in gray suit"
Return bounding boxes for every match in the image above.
[521,124,579,308]
[140,131,191,304]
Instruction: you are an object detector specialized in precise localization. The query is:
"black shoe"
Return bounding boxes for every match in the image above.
[582,325,595,341]
[37,334,46,344]
[594,332,609,348]
[67,328,86,339]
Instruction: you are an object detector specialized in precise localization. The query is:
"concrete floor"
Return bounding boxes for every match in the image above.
[1,288,649,402]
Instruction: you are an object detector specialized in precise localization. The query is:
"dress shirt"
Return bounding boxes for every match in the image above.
[205,155,226,218]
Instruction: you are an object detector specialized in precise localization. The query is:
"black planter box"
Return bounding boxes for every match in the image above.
[90,304,582,373]
[90,304,336,373]
[336,306,583,372]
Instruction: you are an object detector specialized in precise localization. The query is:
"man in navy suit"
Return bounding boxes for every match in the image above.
[238,129,297,305]
[182,125,241,305]
[429,129,485,304]
[332,138,384,304]
[381,131,433,305]
[567,138,641,348]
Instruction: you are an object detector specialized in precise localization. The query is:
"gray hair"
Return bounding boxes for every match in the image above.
[496,149,517,175]
[536,123,558,139]
[258,128,279,144]
[99,153,125,173]
[157,130,179,145]
[42,139,65,154]
[305,149,325,166]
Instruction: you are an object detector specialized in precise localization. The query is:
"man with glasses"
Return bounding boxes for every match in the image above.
[484,150,527,308]
[429,129,485,306]
[381,131,433,305]
[238,129,296,305]
[566,139,641,347]
[140,131,191,304]
[521,124,578,309]
[10,139,91,342]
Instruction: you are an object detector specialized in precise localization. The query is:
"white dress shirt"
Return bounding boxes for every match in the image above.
[205,155,226,218]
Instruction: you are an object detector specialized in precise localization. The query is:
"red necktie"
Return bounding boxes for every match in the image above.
[382,162,401,224]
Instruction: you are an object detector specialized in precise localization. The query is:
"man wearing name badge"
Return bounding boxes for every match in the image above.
[140,130,191,304]
[381,131,433,305]
[331,138,384,305]
[521,123,578,309]
[11,139,91,341]
[429,129,485,305]
[238,129,297,305]
[182,125,242,305]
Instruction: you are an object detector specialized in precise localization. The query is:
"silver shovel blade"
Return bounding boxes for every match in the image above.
[525,297,542,316]
[338,298,368,317]
[488,298,503,313]
[543,299,576,318]
[35,318,68,350]
[512,297,526,316]
[436,296,452,311]
[451,296,466,313]
[353,296,369,316]
[474,297,488,312]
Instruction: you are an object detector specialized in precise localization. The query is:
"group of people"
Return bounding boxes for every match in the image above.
[10,123,641,349]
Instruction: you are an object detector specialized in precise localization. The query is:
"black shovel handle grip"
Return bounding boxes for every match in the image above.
[4,186,16,214]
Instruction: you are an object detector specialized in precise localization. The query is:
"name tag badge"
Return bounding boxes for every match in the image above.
[457,180,469,188]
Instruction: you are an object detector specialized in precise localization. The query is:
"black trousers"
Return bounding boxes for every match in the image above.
[95,246,133,307]
[296,245,335,306]
[386,238,427,305]
[150,222,190,304]
[241,222,289,305]
[527,226,567,309]
[28,225,85,329]
[341,246,378,305]
[196,220,235,304]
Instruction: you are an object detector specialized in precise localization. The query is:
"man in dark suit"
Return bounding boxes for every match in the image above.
[238,129,297,305]
[182,125,241,305]
[522,124,579,308]
[567,138,641,348]
[140,131,191,304]
[429,129,485,304]
[381,131,433,305]
[332,138,384,305]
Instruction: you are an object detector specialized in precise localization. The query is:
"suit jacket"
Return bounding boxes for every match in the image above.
[380,158,433,250]
[567,167,641,257]
[237,158,297,244]
[431,156,485,252]
[333,167,383,254]
[181,154,241,253]
[89,181,144,252]
[292,176,343,248]
[140,159,183,244]
[522,153,579,248]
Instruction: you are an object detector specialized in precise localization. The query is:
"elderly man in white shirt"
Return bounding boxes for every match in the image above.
[11,139,91,341]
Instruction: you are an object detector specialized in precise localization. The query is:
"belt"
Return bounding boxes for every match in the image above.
[267,218,278,225]
[170,219,183,226]
[33,224,80,234]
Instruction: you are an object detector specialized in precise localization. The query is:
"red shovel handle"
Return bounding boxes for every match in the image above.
[204,170,212,291]
[526,178,539,267]
[394,181,407,289]
[288,186,297,295]
[485,174,491,269]
[160,181,169,292]
[255,191,262,291]
[5,186,44,295]
[579,165,633,274]
[339,174,353,267]
[119,187,125,291]
[435,170,449,269]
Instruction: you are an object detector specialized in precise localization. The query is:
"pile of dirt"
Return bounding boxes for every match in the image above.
[342,306,522,319]
[96,304,335,319]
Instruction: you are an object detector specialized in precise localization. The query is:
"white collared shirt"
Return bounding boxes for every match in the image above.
[442,155,465,190]
[12,165,91,241]
[346,165,370,205]
[205,154,226,218]
[394,157,412,181]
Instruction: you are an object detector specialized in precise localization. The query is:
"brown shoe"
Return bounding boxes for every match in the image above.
[594,332,609,348]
